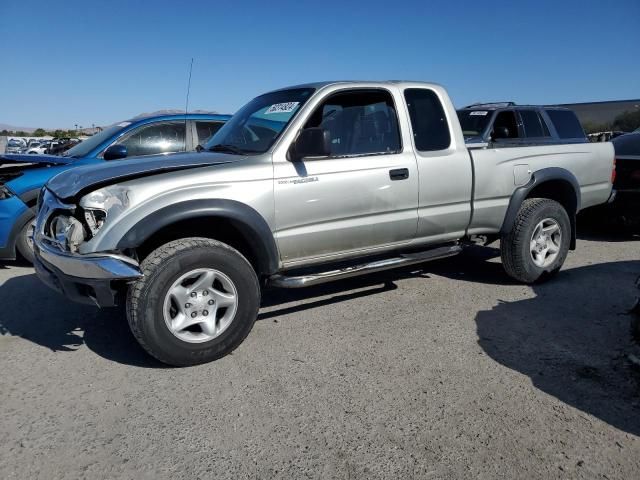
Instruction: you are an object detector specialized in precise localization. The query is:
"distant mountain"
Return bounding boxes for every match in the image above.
[0,123,35,133]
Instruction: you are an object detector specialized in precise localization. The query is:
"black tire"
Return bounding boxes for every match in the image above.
[126,237,260,366]
[501,198,571,284]
[15,210,36,264]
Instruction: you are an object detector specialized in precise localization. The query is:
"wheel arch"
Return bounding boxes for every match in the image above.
[116,199,280,276]
[501,167,581,249]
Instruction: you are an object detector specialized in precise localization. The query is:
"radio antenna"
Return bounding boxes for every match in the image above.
[184,58,193,150]
[185,58,194,115]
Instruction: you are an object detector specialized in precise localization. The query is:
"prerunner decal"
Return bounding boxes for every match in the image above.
[264,102,299,114]
[469,111,488,116]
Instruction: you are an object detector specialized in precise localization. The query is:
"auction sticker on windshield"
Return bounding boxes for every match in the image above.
[469,111,488,116]
[264,102,299,114]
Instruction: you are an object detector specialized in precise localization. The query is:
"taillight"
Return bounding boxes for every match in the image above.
[611,157,616,184]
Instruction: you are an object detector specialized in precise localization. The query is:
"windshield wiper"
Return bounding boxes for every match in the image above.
[208,144,247,155]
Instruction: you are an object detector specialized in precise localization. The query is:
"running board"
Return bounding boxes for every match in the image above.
[268,244,462,288]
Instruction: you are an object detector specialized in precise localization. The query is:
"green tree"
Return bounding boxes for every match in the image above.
[32,128,47,137]
[613,110,640,132]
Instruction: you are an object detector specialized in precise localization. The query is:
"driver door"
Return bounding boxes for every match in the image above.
[273,88,419,266]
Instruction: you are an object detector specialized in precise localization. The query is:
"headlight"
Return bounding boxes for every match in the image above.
[79,185,131,236]
[49,215,86,252]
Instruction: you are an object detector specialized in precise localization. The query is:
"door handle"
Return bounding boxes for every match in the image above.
[389,168,409,180]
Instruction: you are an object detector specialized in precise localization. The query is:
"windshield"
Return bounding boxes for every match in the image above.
[63,123,129,157]
[204,88,315,154]
[457,110,493,137]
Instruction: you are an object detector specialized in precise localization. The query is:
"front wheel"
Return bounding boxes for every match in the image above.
[126,238,260,366]
[16,211,36,264]
[501,198,571,283]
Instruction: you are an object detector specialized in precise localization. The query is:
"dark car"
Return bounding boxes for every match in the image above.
[457,102,587,146]
[612,129,640,215]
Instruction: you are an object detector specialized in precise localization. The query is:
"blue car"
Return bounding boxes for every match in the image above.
[0,113,230,263]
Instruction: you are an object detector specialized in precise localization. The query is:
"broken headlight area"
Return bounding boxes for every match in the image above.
[83,208,107,236]
[46,214,87,253]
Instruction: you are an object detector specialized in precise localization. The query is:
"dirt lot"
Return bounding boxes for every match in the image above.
[1,226,639,479]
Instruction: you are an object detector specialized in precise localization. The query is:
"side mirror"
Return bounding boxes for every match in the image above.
[491,126,510,141]
[290,128,331,160]
[103,144,128,160]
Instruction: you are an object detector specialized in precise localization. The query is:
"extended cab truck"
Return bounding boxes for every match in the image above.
[457,102,588,146]
[33,81,615,366]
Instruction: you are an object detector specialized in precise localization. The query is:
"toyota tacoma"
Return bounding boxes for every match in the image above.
[33,81,616,366]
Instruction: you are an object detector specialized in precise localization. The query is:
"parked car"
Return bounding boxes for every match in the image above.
[457,102,587,146]
[611,129,640,217]
[4,139,26,154]
[26,142,50,154]
[0,113,230,263]
[33,81,615,366]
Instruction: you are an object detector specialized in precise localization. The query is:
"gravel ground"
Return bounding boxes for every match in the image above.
[1,226,639,479]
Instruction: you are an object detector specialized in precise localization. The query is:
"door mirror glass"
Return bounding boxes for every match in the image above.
[291,128,331,160]
[103,144,128,160]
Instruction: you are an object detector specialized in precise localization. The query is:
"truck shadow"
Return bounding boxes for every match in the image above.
[472,260,640,436]
[0,267,414,368]
[0,271,162,368]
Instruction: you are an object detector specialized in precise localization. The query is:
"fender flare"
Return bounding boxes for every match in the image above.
[116,199,279,275]
[500,167,581,249]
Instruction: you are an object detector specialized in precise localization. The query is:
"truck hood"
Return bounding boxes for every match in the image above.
[0,153,74,167]
[46,151,239,201]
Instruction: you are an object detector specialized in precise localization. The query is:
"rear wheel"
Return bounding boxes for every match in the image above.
[16,211,36,264]
[501,198,571,283]
[126,237,260,366]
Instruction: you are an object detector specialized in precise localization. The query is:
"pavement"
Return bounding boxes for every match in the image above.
[1,225,639,479]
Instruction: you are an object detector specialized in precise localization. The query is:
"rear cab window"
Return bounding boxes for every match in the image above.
[545,109,586,139]
[404,89,451,151]
[519,110,551,138]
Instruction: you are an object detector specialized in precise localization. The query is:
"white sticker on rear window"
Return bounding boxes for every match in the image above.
[117,122,132,127]
[469,111,488,116]
[264,102,299,114]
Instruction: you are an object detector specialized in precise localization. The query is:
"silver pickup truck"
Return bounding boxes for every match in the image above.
[33,81,615,366]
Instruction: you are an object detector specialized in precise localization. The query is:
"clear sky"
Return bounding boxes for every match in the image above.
[1,0,638,129]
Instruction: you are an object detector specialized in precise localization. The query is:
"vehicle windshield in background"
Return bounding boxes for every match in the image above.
[457,110,492,137]
[63,123,128,158]
[205,88,315,154]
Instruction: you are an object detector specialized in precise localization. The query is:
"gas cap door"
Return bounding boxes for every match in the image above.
[514,164,532,186]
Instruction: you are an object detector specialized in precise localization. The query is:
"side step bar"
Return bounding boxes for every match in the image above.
[268,244,462,288]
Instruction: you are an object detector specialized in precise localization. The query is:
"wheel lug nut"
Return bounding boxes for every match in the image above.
[191,312,197,318]
[191,292,197,298]
[203,290,208,296]
[208,300,214,305]
[185,303,191,308]
[203,310,208,316]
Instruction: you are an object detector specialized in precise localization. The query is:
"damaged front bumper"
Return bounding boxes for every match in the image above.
[34,239,142,307]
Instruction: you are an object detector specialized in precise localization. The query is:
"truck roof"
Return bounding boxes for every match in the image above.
[267,80,446,93]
